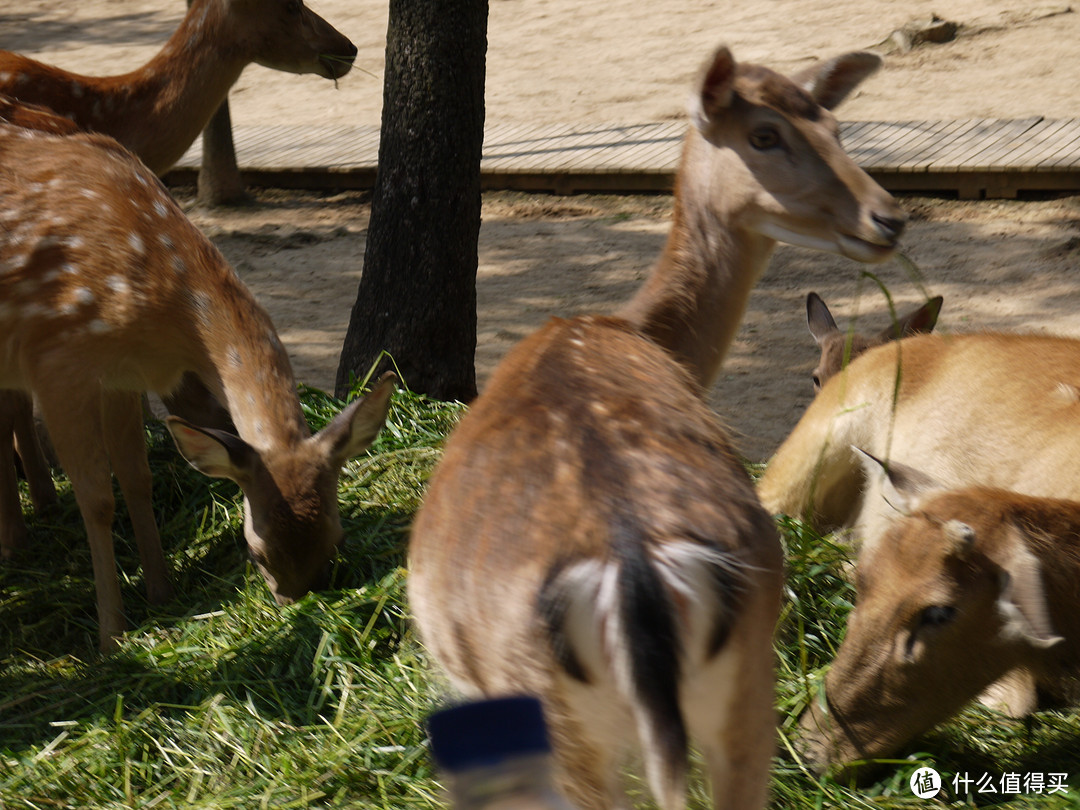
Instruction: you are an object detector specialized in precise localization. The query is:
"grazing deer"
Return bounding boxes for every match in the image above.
[0,0,357,175]
[409,46,905,810]
[758,332,1080,550]
[0,122,395,651]
[798,453,1078,772]
[805,291,942,391]
[0,0,356,544]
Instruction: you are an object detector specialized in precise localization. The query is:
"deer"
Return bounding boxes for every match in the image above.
[0,0,357,548]
[757,332,1080,551]
[805,291,942,392]
[0,121,396,652]
[0,0,357,176]
[408,45,906,810]
[798,453,1080,773]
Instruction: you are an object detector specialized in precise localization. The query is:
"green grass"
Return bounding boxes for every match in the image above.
[1,387,1077,808]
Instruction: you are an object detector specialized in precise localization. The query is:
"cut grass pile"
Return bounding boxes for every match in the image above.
[1,386,1077,808]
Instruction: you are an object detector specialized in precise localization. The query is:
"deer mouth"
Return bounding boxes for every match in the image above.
[318,49,357,80]
[837,232,900,263]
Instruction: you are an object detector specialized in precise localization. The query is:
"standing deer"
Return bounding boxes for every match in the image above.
[408,46,905,810]
[0,0,357,175]
[805,291,942,391]
[798,454,1079,773]
[0,122,395,651]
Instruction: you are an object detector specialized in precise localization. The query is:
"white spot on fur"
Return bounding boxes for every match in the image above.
[87,319,111,334]
[0,72,10,83]
[128,232,145,255]
[172,255,186,274]
[106,275,130,296]
[153,199,169,219]
[1053,382,1080,404]
[73,287,95,306]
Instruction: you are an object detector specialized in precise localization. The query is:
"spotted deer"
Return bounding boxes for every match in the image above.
[0,0,357,175]
[805,291,941,392]
[409,46,905,810]
[0,122,395,651]
[798,454,1079,773]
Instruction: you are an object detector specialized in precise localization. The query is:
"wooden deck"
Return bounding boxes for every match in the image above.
[164,117,1080,199]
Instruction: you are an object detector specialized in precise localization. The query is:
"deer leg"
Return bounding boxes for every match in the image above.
[102,391,173,605]
[684,591,778,810]
[11,392,57,513]
[0,392,28,558]
[35,387,125,651]
[547,686,628,810]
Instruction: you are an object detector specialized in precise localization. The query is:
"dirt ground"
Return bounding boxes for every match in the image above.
[4,1,1080,461]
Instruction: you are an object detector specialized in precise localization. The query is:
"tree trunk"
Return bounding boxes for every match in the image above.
[197,99,252,207]
[335,0,488,402]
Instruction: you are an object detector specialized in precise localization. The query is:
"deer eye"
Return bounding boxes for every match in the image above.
[918,605,957,628]
[749,126,781,150]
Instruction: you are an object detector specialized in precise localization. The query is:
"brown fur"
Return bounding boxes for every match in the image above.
[800,476,1080,771]
[409,46,903,810]
[759,332,1080,544]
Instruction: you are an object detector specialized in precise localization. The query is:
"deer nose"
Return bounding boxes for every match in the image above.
[872,211,907,242]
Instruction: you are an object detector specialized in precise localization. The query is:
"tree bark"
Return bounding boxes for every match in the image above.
[335,0,488,402]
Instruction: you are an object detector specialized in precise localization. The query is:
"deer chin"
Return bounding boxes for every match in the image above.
[755,220,898,264]
[837,232,899,263]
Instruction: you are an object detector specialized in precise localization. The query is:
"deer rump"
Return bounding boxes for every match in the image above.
[409,316,776,804]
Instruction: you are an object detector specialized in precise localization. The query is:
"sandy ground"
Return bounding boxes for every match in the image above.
[3,1,1080,461]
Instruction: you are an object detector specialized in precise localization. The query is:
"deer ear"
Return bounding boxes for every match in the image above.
[806,292,840,344]
[877,296,943,342]
[997,527,1064,649]
[793,51,882,110]
[690,46,737,130]
[854,447,943,514]
[166,417,256,484]
[316,371,397,467]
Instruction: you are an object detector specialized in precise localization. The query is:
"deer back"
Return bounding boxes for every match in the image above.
[759,331,1080,546]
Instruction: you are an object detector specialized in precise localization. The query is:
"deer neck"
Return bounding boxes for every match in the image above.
[190,277,310,452]
[618,137,775,388]
[108,0,246,173]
